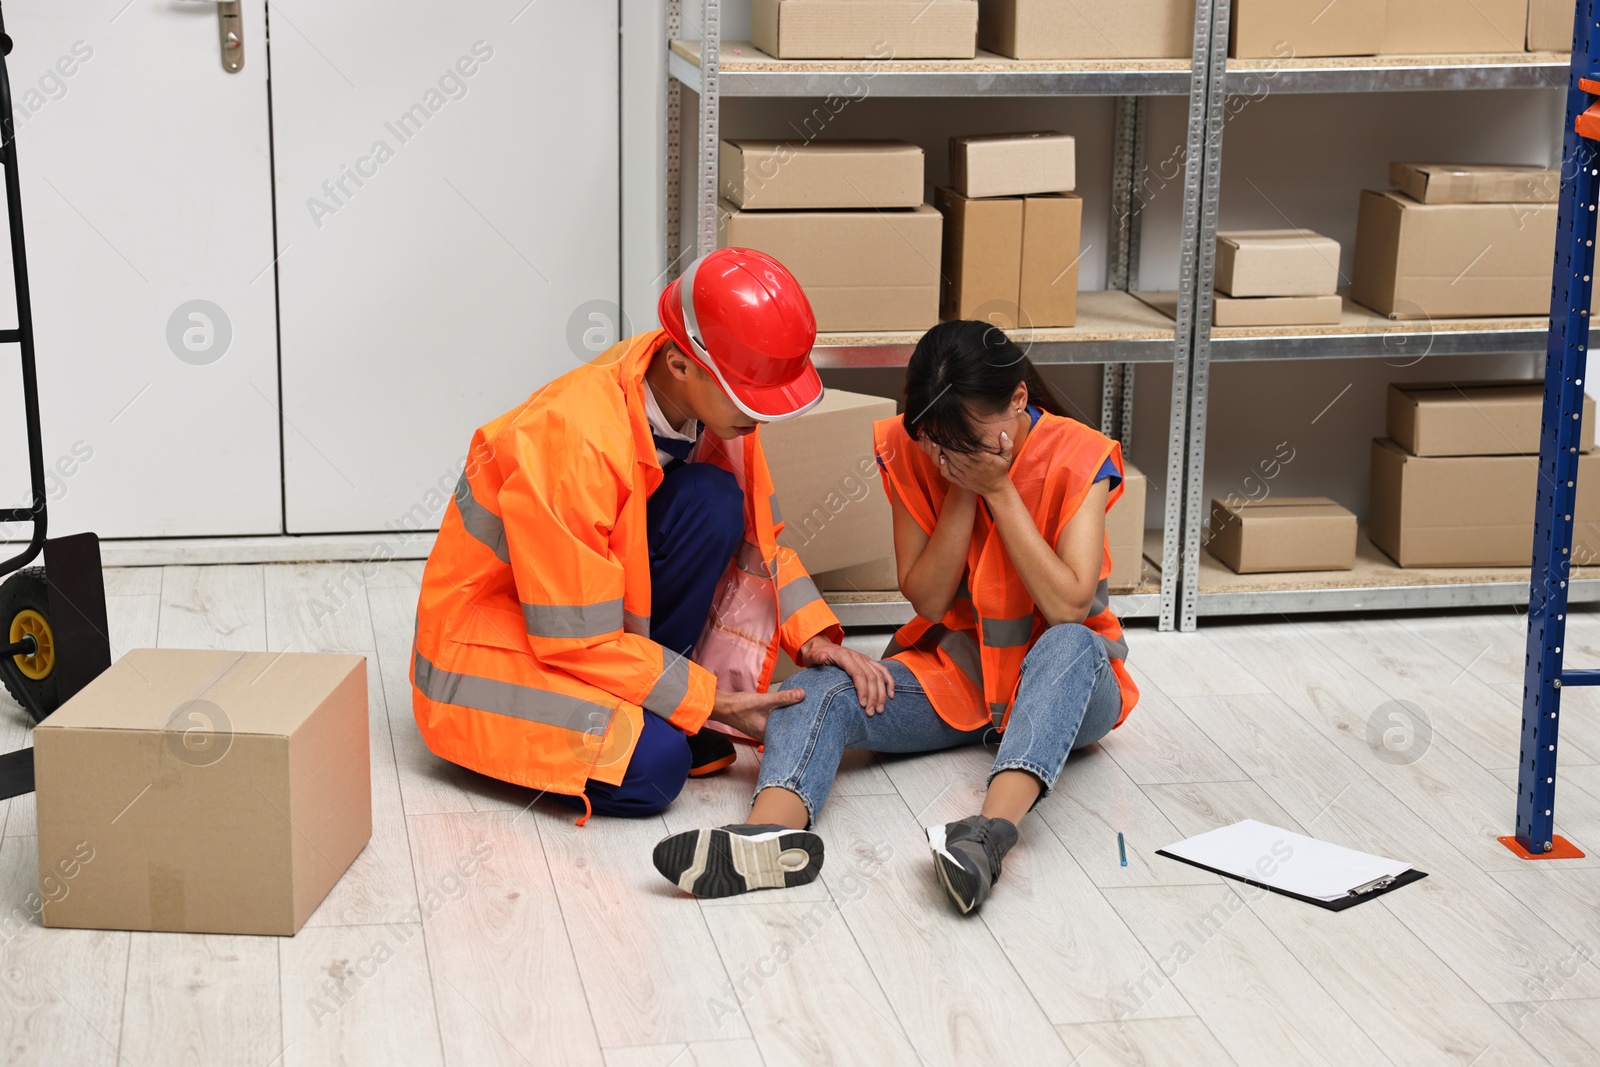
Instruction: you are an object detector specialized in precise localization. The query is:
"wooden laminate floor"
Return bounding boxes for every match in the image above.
[3,561,1600,1065]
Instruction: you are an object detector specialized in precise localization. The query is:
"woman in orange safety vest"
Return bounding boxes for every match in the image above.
[411,249,894,821]
[654,320,1138,913]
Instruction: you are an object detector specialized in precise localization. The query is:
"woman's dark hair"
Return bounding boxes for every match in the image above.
[901,320,1069,455]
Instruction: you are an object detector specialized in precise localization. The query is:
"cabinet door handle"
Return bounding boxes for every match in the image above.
[181,0,244,73]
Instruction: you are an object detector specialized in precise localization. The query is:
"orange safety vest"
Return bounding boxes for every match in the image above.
[411,329,844,806]
[873,412,1139,733]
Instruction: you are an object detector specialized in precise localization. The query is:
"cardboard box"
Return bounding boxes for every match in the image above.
[1207,497,1358,573]
[720,200,942,332]
[35,648,370,935]
[1389,162,1558,205]
[1349,189,1556,318]
[1528,0,1575,50]
[763,388,898,575]
[1019,193,1082,328]
[1215,230,1341,297]
[752,0,979,59]
[720,140,925,211]
[937,186,1023,323]
[978,0,1195,59]
[1381,0,1529,54]
[1370,437,1600,566]
[1387,381,1596,456]
[815,556,900,591]
[1107,462,1148,589]
[1212,292,1343,326]
[936,189,1081,327]
[1231,0,1387,58]
[950,132,1076,199]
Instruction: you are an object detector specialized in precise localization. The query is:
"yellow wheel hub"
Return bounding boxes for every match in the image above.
[9,608,54,681]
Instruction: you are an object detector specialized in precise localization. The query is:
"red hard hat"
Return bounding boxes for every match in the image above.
[657,247,823,421]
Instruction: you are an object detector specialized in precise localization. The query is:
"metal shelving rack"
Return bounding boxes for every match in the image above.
[664,0,1230,630]
[1173,31,1587,630]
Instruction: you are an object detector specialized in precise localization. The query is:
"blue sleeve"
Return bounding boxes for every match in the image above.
[1094,456,1121,492]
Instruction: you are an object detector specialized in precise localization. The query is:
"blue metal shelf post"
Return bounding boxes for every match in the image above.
[1510,0,1600,859]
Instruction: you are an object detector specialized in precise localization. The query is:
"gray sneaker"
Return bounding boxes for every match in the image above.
[927,815,1018,914]
[653,823,824,898]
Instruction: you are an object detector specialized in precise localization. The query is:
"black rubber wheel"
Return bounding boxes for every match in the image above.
[0,567,57,718]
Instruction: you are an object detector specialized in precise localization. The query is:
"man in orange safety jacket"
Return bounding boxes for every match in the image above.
[411,248,894,820]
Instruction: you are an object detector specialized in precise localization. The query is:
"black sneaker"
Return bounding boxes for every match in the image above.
[652,823,825,898]
[927,815,1018,914]
[686,728,737,777]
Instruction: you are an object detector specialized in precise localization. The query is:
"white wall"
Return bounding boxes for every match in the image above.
[621,1,1569,530]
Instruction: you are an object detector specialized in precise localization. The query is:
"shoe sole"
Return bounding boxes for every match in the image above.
[686,752,737,778]
[927,825,982,914]
[653,827,824,898]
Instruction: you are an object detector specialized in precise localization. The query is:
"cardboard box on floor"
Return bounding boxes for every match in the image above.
[720,200,942,332]
[720,140,925,211]
[35,649,370,936]
[1388,381,1597,456]
[1370,438,1600,566]
[937,187,1081,327]
[1215,230,1341,297]
[1528,0,1576,50]
[1231,0,1387,58]
[1207,497,1358,574]
[1107,462,1148,589]
[1349,190,1556,318]
[762,388,898,576]
[1213,293,1343,327]
[1388,162,1558,205]
[1381,0,1529,54]
[949,132,1076,199]
[978,0,1195,59]
[751,0,978,59]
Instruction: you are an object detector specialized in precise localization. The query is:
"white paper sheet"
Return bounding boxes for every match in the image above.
[1161,819,1412,902]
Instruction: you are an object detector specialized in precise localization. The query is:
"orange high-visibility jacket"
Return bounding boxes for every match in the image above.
[873,411,1139,733]
[411,329,844,800]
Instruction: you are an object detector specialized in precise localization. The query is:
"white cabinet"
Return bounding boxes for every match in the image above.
[0,2,281,538]
[270,1,621,533]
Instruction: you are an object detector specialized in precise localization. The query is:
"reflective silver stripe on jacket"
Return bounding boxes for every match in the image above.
[885,624,982,690]
[414,649,612,734]
[623,611,651,638]
[453,473,509,564]
[990,702,1008,728]
[1086,579,1129,660]
[521,598,625,640]
[980,613,1036,648]
[643,647,692,718]
[778,574,823,625]
[769,493,783,525]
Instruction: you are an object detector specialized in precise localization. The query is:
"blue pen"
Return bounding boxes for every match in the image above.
[1118,832,1127,867]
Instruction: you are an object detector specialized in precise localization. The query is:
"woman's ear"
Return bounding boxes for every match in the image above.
[1012,381,1029,414]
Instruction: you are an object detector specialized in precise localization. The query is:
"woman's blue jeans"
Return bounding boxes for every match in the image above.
[757,622,1123,825]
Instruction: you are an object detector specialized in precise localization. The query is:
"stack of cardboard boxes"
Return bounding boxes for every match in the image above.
[1351,162,1558,319]
[1212,230,1343,326]
[1371,382,1600,566]
[749,0,1570,61]
[937,132,1082,329]
[719,139,942,333]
